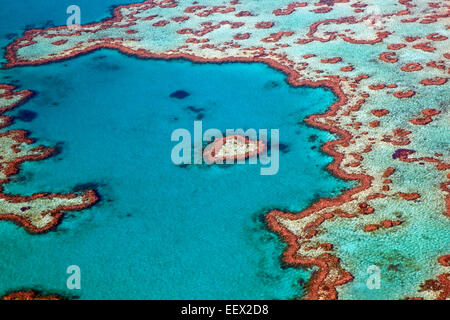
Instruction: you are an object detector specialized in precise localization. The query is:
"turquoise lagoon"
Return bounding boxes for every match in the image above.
[0,1,350,299]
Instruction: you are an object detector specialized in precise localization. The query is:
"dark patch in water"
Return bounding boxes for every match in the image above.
[216,163,235,169]
[393,211,403,219]
[278,143,290,154]
[186,106,204,113]
[313,192,322,199]
[319,0,336,5]
[73,182,103,192]
[392,148,415,159]
[264,80,281,89]
[4,33,18,40]
[170,90,190,99]
[387,264,402,272]
[92,55,107,61]
[24,20,55,31]
[95,62,121,71]
[308,134,318,142]
[10,175,27,183]
[186,106,205,120]
[256,270,282,284]
[52,142,65,156]
[40,20,55,29]
[16,110,37,122]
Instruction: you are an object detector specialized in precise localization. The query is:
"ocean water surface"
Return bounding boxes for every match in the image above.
[0,0,138,63]
[0,1,351,299]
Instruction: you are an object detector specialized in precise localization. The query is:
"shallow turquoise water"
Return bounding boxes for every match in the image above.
[0,0,138,65]
[0,1,350,299]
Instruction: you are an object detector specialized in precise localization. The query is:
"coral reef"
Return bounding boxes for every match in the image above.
[2,0,448,299]
[0,85,99,233]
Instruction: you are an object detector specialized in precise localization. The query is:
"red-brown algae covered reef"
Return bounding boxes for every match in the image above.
[403,255,450,300]
[409,108,441,125]
[203,134,266,164]
[2,0,449,300]
[0,290,63,300]
[363,219,403,232]
[0,85,99,233]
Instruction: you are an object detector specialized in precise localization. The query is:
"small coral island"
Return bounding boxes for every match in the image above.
[203,134,266,164]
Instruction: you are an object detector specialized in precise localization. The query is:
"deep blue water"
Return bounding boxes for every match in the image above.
[0,1,350,299]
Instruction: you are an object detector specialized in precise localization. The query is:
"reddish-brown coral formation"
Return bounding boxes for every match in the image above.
[401,62,423,72]
[51,39,68,46]
[263,76,375,300]
[368,84,386,90]
[358,202,375,214]
[2,0,448,301]
[438,255,450,267]
[383,128,412,146]
[0,85,99,233]
[266,210,354,300]
[368,120,379,128]
[0,290,62,300]
[233,33,250,40]
[387,43,406,50]
[0,84,34,113]
[273,2,307,16]
[393,90,415,98]
[397,192,421,200]
[262,32,294,43]
[411,255,450,300]
[392,148,415,160]
[426,33,448,41]
[152,20,170,27]
[379,52,398,63]
[320,57,342,64]
[296,16,390,45]
[255,21,274,29]
[409,108,441,125]
[419,77,447,86]
[383,167,396,178]
[371,109,390,117]
[172,16,189,22]
[412,42,436,52]
[340,65,353,72]
[0,130,54,185]
[0,190,99,233]
[313,7,333,14]
[203,134,266,164]
[363,219,403,232]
